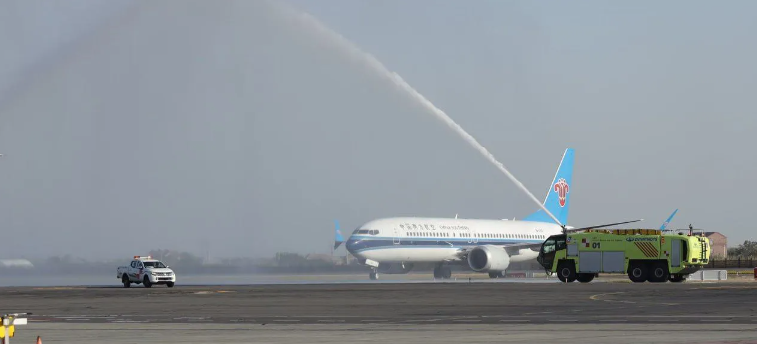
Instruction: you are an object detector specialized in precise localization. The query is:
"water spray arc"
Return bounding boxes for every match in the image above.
[271,0,564,227]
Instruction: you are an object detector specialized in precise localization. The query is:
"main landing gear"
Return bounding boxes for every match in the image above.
[369,269,379,280]
[433,264,452,279]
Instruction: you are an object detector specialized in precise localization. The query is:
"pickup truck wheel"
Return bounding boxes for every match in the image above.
[143,276,152,288]
[122,275,130,288]
[167,282,175,288]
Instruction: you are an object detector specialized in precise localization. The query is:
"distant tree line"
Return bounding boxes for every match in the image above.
[727,240,757,258]
[1,250,366,275]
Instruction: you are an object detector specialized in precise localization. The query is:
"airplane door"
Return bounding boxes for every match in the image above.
[466,227,478,244]
[393,227,400,245]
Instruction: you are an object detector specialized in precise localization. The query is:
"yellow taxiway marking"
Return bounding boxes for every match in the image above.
[193,290,236,295]
[696,285,757,290]
[589,291,635,303]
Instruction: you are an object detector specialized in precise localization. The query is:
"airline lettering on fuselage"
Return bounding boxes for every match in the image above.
[399,224,470,231]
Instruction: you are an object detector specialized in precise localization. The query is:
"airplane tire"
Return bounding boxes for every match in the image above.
[369,272,378,280]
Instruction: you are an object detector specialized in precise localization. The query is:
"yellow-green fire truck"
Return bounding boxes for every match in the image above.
[536,229,711,283]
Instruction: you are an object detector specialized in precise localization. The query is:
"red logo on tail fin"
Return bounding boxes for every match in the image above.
[553,178,569,207]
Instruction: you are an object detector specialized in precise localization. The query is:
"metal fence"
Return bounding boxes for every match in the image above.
[705,258,756,269]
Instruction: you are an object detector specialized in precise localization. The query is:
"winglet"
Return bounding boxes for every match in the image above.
[334,220,345,250]
[660,209,678,230]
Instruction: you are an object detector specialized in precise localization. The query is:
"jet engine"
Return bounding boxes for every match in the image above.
[377,262,414,274]
[467,245,510,272]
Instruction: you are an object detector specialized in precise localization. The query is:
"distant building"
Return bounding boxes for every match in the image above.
[305,253,333,262]
[704,232,728,258]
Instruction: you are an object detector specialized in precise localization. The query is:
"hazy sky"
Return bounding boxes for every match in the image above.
[0,0,755,260]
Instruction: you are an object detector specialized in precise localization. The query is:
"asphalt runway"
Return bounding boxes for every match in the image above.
[7,323,757,344]
[2,281,757,343]
[1,281,756,325]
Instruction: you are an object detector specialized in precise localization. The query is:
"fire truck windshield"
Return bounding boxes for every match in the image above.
[537,234,565,271]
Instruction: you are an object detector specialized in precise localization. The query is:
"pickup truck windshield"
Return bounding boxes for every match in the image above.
[143,261,167,268]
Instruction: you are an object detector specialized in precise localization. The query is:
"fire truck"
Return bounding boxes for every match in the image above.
[536,228,711,283]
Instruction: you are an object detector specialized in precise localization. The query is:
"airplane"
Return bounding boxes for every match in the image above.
[341,148,642,280]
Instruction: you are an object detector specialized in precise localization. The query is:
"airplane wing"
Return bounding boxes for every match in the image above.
[451,241,543,261]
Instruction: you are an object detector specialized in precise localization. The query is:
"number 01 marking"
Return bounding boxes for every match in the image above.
[592,242,600,249]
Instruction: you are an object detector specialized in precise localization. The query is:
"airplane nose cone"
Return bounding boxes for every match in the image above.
[345,238,361,255]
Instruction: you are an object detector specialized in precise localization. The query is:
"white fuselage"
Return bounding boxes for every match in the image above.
[345,217,565,264]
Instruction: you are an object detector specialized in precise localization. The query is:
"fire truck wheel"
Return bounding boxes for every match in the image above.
[556,261,576,283]
[576,273,595,283]
[628,263,648,283]
[649,262,670,282]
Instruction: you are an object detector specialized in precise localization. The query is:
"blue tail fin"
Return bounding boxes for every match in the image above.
[659,209,678,230]
[522,148,574,226]
[333,220,345,250]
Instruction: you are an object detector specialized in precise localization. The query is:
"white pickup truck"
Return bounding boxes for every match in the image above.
[116,256,176,288]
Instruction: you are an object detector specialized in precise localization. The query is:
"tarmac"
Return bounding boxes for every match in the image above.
[1,279,757,343]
